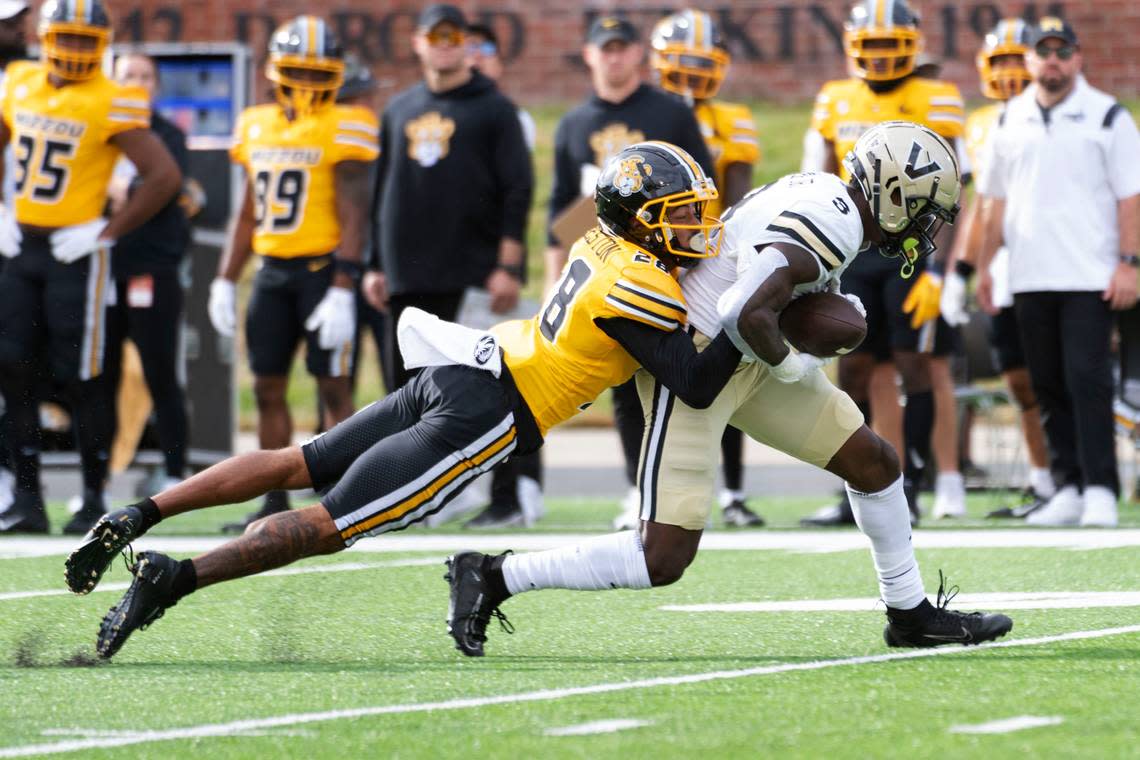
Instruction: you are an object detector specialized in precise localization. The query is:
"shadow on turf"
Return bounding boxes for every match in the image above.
[11,629,102,668]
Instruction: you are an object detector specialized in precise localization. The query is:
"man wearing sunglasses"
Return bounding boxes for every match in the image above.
[363,4,533,394]
[975,17,1140,528]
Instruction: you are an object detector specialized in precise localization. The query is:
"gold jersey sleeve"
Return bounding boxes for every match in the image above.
[814,77,966,180]
[493,228,687,435]
[2,62,150,227]
[230,103,379,259]
[696,100,760,219]
[964,103,1002,183]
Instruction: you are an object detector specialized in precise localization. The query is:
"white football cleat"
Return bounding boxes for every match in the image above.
[1026,485,1083,526]
[1079,486,1118,528]
[932,472,967,519]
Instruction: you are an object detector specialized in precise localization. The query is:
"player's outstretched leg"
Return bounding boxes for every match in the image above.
[65,447,312,595]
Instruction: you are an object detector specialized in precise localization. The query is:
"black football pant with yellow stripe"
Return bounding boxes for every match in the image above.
[0,234,114,497]
[303,363,542,546]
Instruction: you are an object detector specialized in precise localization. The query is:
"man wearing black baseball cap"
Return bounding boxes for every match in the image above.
[417,3,466,33]
[976,15,1140,527]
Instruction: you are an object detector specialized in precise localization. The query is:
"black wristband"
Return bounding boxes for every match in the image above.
[334,259,365,282]
[955,260,976,278]
[1120,254,1140,268]
[497,263,525,279]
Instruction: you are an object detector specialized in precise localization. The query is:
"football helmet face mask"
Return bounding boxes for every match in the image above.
[650,9,730,102]
[844,0,921,82]
[844,121,961,277]
[595,141,723,265]
[38,0,111,81]
[266,16,345,116]
[977,18,1032,100]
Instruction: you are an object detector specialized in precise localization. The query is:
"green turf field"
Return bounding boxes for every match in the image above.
[3,495,1139,758]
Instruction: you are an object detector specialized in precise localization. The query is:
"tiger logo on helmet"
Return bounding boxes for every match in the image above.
[843,121,961,277]
[650,9,730,102]
[843,0,922,82]
[38,0,112,81]
[266,16,345,117]
[977,18,1032,100]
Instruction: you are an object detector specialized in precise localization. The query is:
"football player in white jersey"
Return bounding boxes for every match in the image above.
[448,122,1015,654]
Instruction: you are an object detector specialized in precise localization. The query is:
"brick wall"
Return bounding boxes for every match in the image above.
[110,1,1140,103]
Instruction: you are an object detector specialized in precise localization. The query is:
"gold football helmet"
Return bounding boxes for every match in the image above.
[38,0,112,81]
[650,9,730,102]
[266,16,345,116]
[977,18,1032,100]
[844,0,922,82]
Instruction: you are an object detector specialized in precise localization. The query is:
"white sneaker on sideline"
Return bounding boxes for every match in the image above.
[612,486,641,531]
[1026,485,1083,526]
[0,467,14,514]
[424,475,489,527]
[1080,486,1118,528]
[932,471,966,518]
[517,476,544,527]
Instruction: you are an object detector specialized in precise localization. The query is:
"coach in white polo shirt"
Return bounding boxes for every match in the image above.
[976,16,1140,528]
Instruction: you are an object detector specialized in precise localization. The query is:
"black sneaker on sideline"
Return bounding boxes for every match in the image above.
[800,494,855,527]
[222,496,289,534]
[97,551,180,659]
[444,551,513,657]
[463,502,524,529]
[65,505,146,594]
[62,490,108,536]
[722,500,765,527]
[0,490,49,534]
[884,572,1013,648]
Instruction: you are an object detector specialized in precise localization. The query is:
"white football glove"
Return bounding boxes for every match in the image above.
[940,271,970,327]
[0,206,21,258]
[207,278,237,337]
[50,220,110,264]
[769,351,828,384]
[305,286,356,350]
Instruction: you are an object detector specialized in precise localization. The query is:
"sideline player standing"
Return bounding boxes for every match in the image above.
[0,0,180,534]
[644,8,764,528]
[68,142,744,661]
[939,19,1056,515]
[800,0,967,525]
[447,123,1013,657]
[207,16,379,532]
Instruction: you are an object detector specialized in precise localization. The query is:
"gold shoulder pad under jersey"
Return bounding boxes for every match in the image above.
[965,103,1002,178]
[229,104,276,168]
[702,100,760,167]
[2,63,150,227]
[330,104,379,162]
[905,78,966,139]
[809,79,856,142]
[609,249,688,332]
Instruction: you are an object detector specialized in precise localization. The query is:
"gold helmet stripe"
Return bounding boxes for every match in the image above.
[692,9,703,49]
[306,16,317,57]
[875,0,886,28]
[1004,20,1014,45]
[74,0,87,23]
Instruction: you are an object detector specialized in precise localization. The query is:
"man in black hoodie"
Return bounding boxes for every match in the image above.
[363,4,533,393]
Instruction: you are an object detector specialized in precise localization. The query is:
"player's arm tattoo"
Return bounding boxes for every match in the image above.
[192,508,343,589]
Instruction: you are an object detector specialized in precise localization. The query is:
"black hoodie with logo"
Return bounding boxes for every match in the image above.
[369,70,533,295]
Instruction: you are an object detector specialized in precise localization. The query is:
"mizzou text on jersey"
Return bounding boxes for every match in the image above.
[230,103,378,258]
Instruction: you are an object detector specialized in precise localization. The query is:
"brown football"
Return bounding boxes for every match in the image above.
[778,292,867,358]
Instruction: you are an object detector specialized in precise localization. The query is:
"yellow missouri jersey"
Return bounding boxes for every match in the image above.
[965,102,1002,183]
[494,227,687,436]
[0,61,150,227]
[810,76,965,180]
[695,100,760,219]
[230,103,379,258]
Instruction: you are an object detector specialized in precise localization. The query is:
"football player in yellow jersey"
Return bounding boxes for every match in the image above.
[67,141,744,660]
[800,0,966,525]
[0,0,181,535]
[647,8,766,528]
[940,19,1055,516]
[207,16,379,532]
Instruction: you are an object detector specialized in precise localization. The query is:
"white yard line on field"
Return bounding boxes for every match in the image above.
[662,591,1140,613]
[3,529,1140,560]
[1,624,1138,758]
[0,558,441,602]
[949,716,1064,734]
[544,719,653,736]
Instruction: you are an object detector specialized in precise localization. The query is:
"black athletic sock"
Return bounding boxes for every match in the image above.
[171,558,197,601]
[1,364,41,495]
[263,489,290,512]
[902,390,934,494]
[69,377,113,493]
[137,497,162,531]
[720,426,744,491]
[487,552,513,603]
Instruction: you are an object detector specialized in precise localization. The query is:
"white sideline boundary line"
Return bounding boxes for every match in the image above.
[2,624,1139,758]
[949,715,1064,735]
[0,558,441,602]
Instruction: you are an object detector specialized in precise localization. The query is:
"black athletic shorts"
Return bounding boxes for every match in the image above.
[0,231,111,380]
[990,305,1024,372]
[843,250,958,359]
[246,253,354,378]
[303,362,542,546]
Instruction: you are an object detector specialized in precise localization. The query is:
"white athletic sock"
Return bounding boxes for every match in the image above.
[846,475,926,610]
[719,489,745,508]
[1029,467,1055,498]
[501,530,652,595]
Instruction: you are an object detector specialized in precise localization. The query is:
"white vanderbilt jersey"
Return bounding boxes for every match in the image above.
[683,172,866,337]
